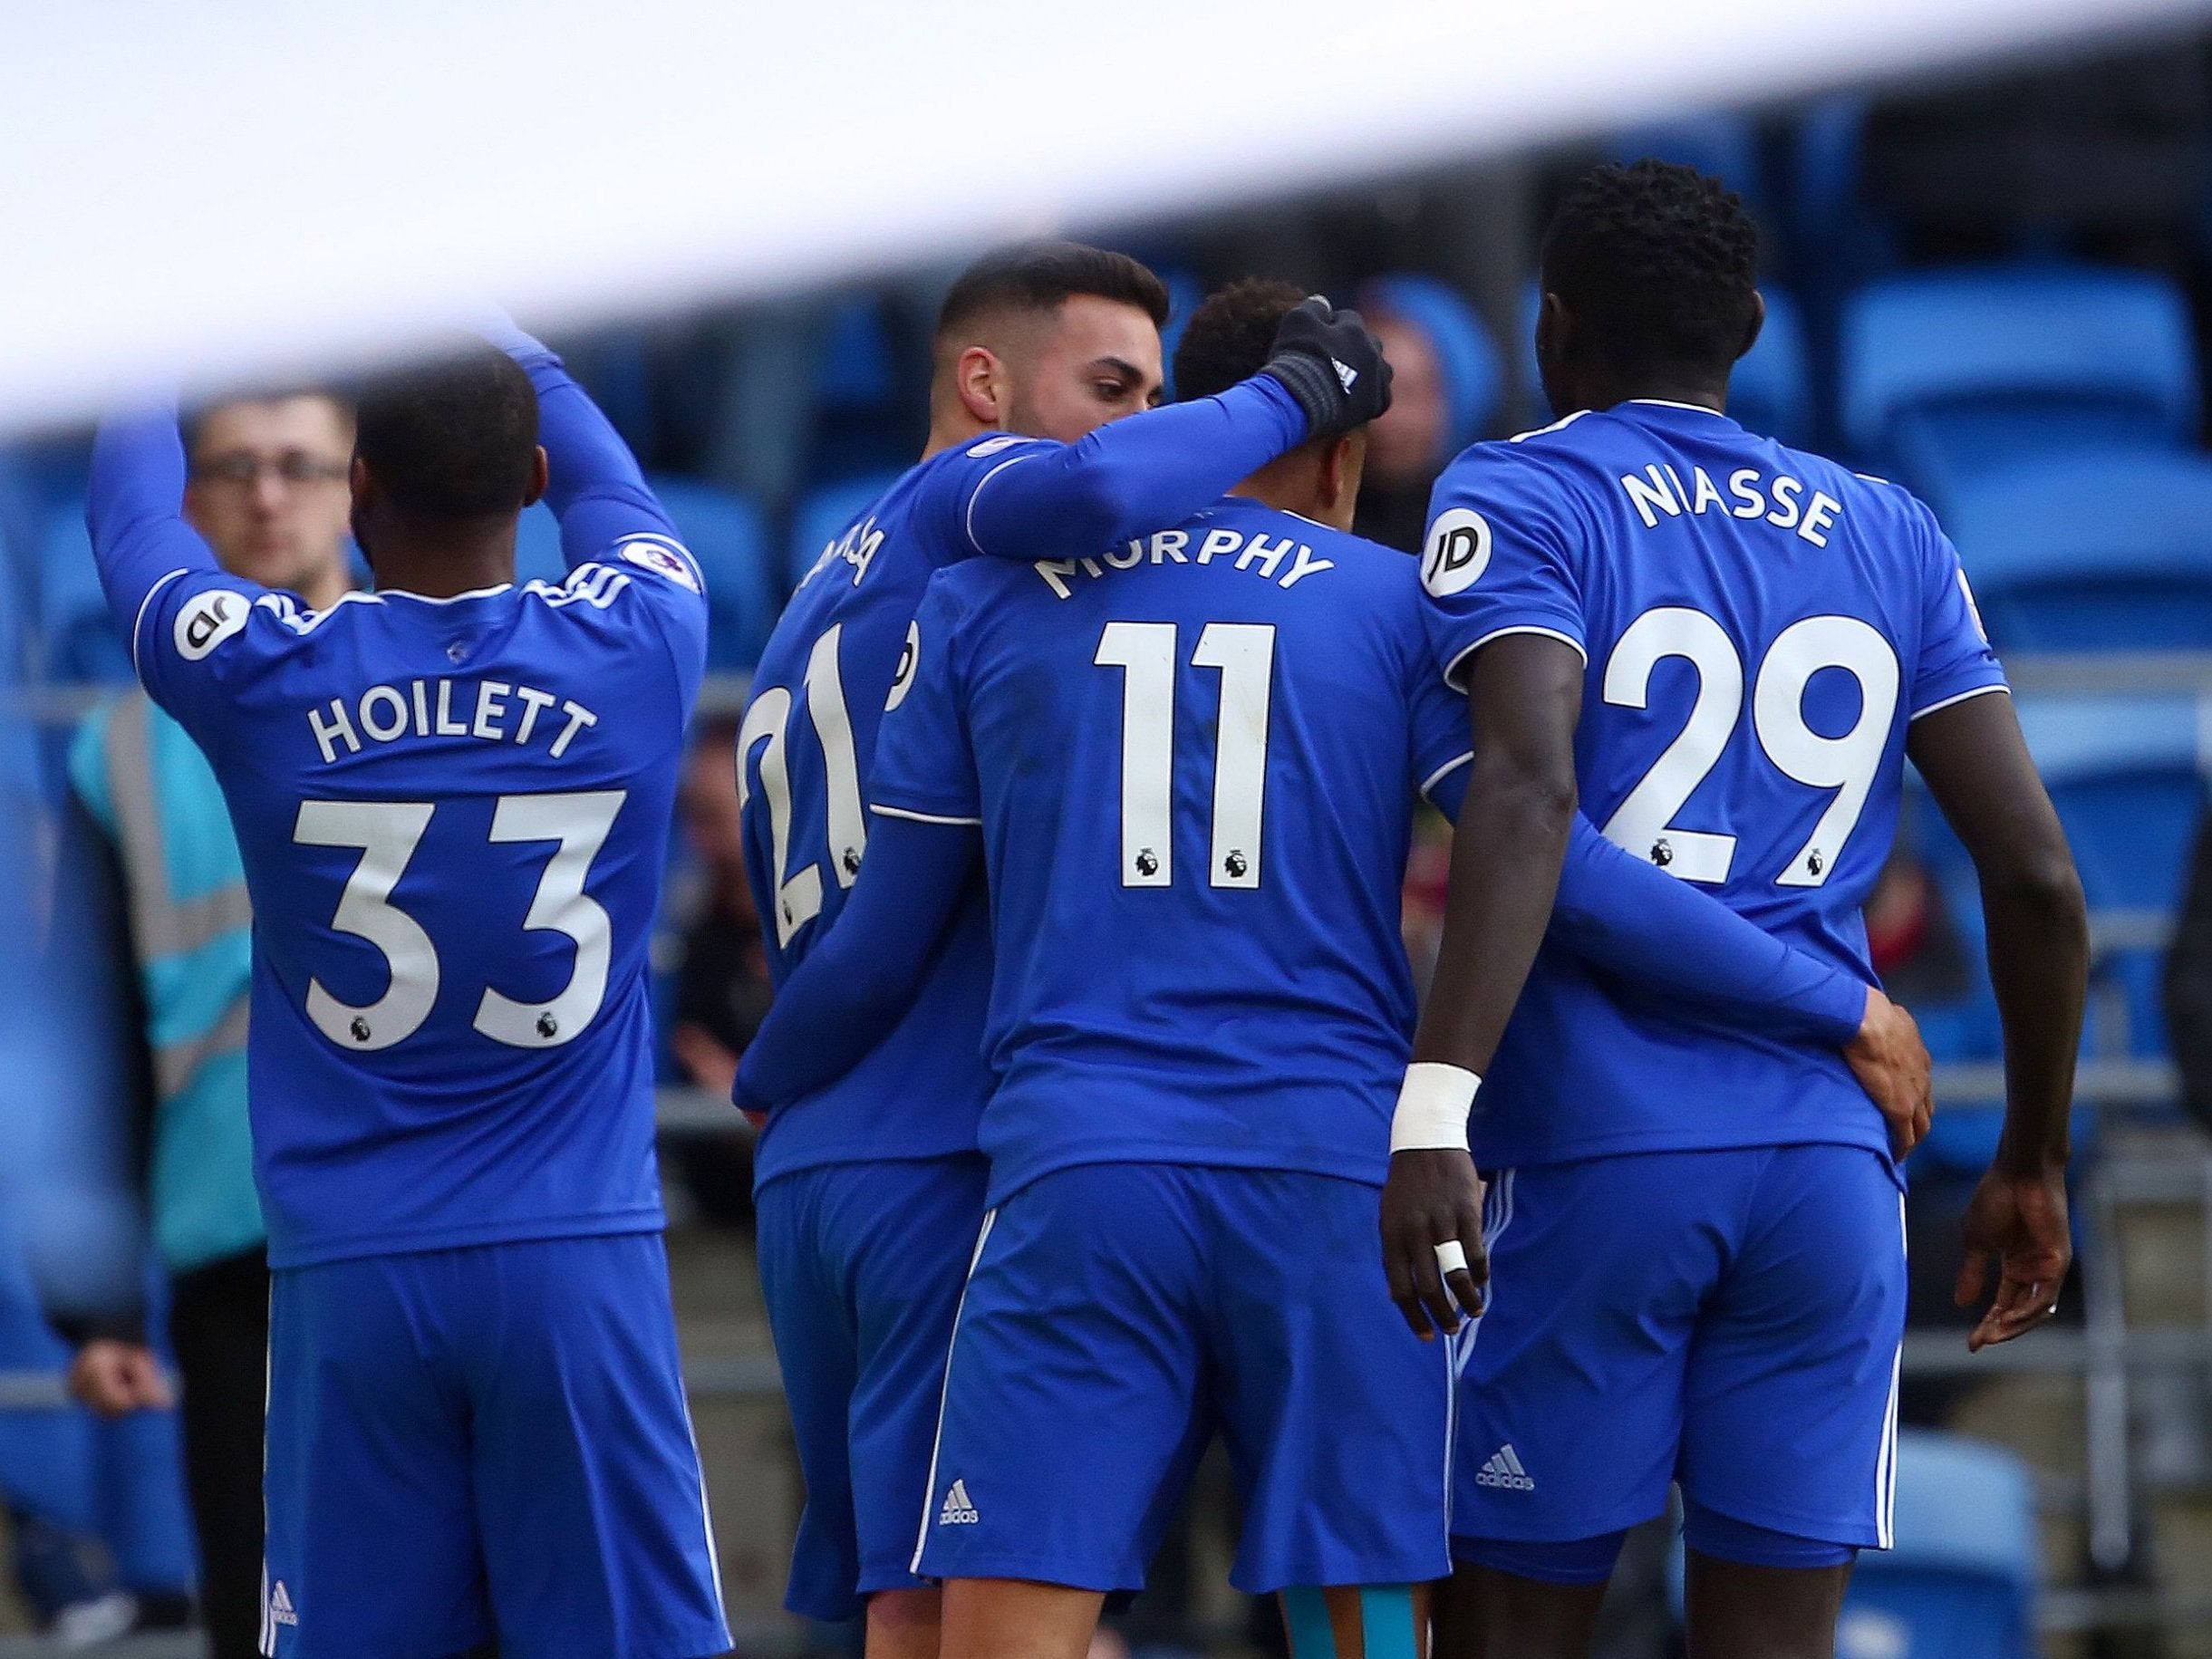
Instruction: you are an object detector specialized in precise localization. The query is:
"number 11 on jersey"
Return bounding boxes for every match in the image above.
[1094,621,1275,891]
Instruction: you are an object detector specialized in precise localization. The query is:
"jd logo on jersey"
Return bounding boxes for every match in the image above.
[175,588,250,661]
[1422,508,1492,598]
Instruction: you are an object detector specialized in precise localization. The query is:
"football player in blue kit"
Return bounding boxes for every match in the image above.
[87,322,730,1658]
[739,243,1397,1659]
[733,279,1936,1659]
[1381,161,2090,1659]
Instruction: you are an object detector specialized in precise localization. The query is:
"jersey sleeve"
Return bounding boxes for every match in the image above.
[87,407,303,748]
[486,320,710,705]
[1551,819,1869,1045]
[1407,649,1474,811]
[1419,446,1589,691]
[1908,506,2009,720]
[868,574,982,826]
[919,377,1309,565]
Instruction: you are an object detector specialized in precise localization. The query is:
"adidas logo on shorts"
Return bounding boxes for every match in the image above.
[939,1478,980,1525]
[1474,1444,1535,1491]
[269,1579,299,1626]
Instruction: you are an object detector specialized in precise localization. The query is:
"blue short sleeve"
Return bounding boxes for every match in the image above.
[1420,445,1589,691]
[1908,509,2009,720]
[869,574,981,826]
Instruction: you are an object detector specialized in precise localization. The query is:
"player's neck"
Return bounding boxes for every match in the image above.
[1578,371,1728,416]
[921,409,992,461]
[364,518,518,600]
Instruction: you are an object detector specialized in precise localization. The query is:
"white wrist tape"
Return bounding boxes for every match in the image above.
[1391,1062,1480,1153]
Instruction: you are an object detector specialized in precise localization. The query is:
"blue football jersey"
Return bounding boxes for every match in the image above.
[737,441,1019,1182]
[1421,398,2006,1168]
[128,550,705,1268]
[88,355,706,1269]
[871,497,1473,1206]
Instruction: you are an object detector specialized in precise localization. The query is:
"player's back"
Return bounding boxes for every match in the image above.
[877,497,1469,1205]
[1423,399,2005,1165]
[738,446,1000,1182]
[159,553,703,1267]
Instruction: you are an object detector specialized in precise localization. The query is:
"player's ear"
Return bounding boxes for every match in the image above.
[349,454,372,504]
[522,446,549,510]
[954,344,1006,427]
[1737,290,1766,364]
[1322,432,1364,528]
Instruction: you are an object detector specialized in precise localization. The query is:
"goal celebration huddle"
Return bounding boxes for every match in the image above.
[83,159,2086,1659]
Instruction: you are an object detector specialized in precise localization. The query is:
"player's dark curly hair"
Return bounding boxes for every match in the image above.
[1541,159,1760,378]
[936,241,1171,342]
[352,341,539,517]
[1170,277,1307,405]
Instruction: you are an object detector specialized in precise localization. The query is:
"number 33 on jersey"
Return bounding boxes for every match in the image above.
[1420,400,2006,954]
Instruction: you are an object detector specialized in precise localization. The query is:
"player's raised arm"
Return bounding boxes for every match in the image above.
[473,313,682,568]
[87,401,222,669]
[1909,690,2085,1350]
[956,299,1389,564]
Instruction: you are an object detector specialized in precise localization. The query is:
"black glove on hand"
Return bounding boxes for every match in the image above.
[1260,296,1395,440]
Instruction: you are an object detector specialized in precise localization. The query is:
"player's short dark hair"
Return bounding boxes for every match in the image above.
[1541,159,1760,378]
[1170,278,1306,404]
[935,241,1171,344]
[352,342,539,517]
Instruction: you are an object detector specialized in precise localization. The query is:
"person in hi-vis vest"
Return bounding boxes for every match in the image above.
[64,391,354,1659]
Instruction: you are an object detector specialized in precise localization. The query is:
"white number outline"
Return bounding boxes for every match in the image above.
[1095,620,1276,890]
[293,788,628,1052]
[737,623,869,946]
[1599,608,1903,888]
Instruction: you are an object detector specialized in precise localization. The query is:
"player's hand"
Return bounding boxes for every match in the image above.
[1844,986,1934,1158]
[1956,1162,2071,1351]
[1379,1149,1487,1341]
[1261,297,1394,440]
[68,1340,172,1419]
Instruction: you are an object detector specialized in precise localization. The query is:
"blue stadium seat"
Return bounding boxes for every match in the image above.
[1609,114,1766,214]
[787,468,903,591]
[808,295,913,483]
[1945,452,2212,651]
[1517,283,1810,445]
[2019,695,2206,1058]
[1158,267,1208,397]
[517,483,774,670]
[1364,274,1503,453]
[1836,1432,2037,1659]
[1840,265,2198,504]
[1729,287,1812,448]
[647,475,776,672]
[33,508,132,683]
[513,499,568,589]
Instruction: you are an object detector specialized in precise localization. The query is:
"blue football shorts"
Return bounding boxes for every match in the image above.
[261,1231,729,1659]
[755,1153,990,1622]
[1452,1144,1907,1565]
[913,1162,1453,1596]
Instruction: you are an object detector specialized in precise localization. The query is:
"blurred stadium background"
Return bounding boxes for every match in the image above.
[13,5,2212,1655]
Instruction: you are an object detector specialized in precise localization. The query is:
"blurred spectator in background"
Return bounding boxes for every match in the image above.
[61,390,353,1659]
[667,719,772,1227]
[1352,307,1453,553]
[1865,841,1973,1009]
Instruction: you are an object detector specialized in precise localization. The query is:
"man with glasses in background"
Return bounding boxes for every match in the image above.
[62,390,353,1659]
